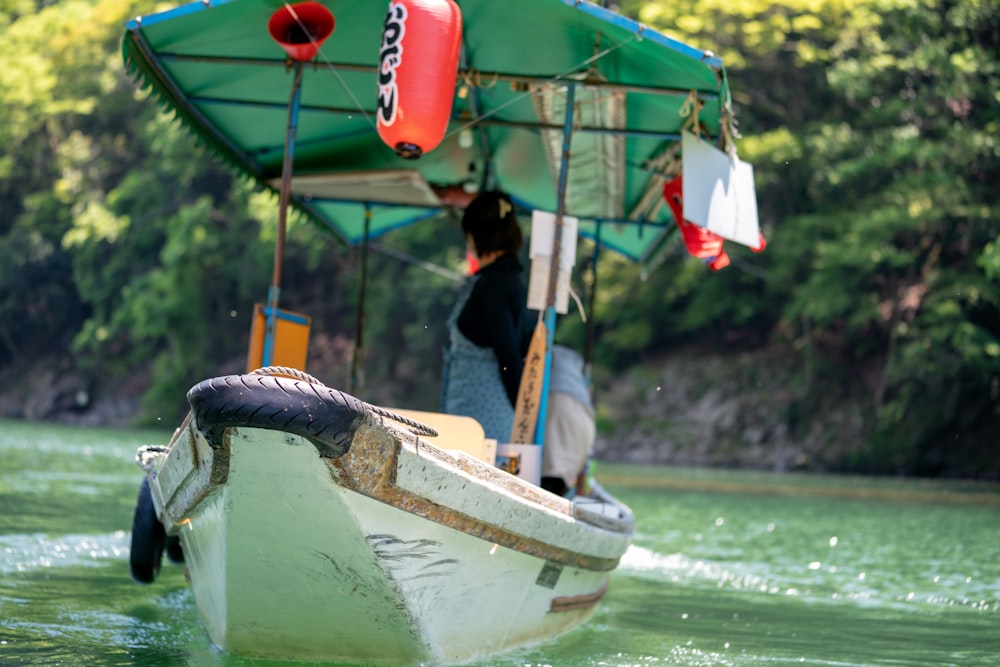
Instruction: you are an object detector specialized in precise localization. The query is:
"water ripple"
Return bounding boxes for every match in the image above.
[0,531,130,574]
[618,544,999,614]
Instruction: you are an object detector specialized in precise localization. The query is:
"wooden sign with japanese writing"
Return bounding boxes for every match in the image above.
[511,320,546,444]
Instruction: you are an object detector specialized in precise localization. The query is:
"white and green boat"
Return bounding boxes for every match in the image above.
[122,0,757,662]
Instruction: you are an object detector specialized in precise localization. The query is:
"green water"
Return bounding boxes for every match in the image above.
[1,420,997,666]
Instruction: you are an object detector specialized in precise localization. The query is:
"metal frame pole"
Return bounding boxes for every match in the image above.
[263,61,304,366]
[584,222,601,371]
[533,82,577,446]
[350,204,372,394]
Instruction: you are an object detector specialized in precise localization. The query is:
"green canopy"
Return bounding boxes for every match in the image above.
[123,0,736,263]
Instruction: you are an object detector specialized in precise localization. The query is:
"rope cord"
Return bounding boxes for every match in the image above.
[678,89,703,137]
[135,445,169,472]
[250,366,439,437]
[720,64,741,143]
[460,68,499,92]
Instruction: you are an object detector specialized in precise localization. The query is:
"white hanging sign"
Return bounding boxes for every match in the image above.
[681,131,761,248]
[527,210,577,314]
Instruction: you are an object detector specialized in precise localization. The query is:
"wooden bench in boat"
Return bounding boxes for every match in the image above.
[386,408,497,466]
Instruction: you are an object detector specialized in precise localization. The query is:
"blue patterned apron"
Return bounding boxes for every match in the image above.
[440,276,514,442]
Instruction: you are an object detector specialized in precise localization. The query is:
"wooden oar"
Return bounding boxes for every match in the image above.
[510,316,547,443]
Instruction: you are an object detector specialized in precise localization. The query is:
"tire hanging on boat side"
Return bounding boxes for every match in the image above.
[165,534,184,564]
[129,476,166,584]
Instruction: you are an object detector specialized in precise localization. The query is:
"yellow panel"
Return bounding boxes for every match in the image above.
[386,408,494,465]
[246,303,311,372]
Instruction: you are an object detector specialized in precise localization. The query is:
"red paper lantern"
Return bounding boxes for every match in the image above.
[268,2,335,62]
[376,0,462,159]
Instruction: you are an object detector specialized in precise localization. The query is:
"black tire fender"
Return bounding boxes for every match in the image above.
[186,374,370,458]
[165,534,184,565]
[129,476,165,584]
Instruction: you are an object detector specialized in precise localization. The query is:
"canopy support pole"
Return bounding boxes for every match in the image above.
[584,222,601,372]
[532,82,577,447]
[263,61,304,367]
[350,204,372,394]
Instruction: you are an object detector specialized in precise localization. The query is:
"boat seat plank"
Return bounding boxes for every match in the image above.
[386,408,496,465]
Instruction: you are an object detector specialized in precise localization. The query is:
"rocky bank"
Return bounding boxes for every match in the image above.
[592,346,869,473]
[0,344,876,474]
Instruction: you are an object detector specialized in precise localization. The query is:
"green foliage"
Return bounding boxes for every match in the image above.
[65,141,277,422]
[614,0,998,476]
[625,0,880,68]
[779,0,999,472]
[0,224,84,359]
[0,0,997,475]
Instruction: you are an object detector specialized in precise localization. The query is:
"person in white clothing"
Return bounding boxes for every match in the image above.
[540,345,595,496]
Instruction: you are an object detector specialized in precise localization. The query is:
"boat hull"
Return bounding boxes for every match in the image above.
[143,375,633,663]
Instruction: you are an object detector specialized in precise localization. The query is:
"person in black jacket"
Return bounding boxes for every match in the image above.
[441,190,532,442]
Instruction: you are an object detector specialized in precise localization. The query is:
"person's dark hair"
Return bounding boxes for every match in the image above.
[461,190,522,256]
